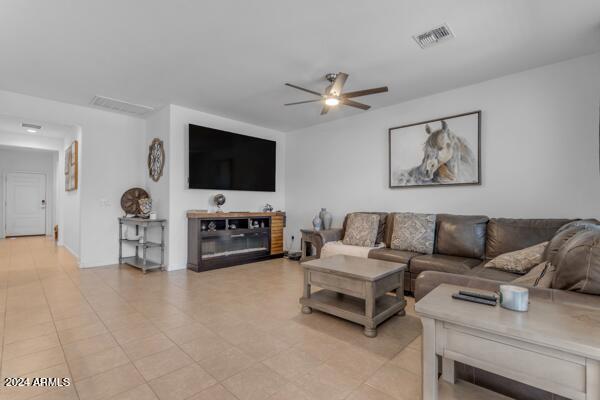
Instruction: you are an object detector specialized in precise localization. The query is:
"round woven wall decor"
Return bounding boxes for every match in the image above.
[120,187,149,215]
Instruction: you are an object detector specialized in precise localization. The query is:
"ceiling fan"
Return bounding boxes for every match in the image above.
[284,72,388,115]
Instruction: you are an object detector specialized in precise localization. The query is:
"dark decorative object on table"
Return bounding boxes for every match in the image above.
[121,187,150,216]
[263,203,273,212]
[389,111,481,188]
[214,193,226,212]
[148,138,165,182]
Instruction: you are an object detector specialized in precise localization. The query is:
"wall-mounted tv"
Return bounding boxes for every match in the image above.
[188,124,276,192]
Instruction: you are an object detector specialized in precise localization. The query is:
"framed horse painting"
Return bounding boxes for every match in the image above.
[389,111,481,188]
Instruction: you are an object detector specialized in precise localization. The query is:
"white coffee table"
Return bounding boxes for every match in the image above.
[415,284,600,400]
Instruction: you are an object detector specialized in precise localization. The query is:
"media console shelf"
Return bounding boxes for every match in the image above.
[187,211,285,272]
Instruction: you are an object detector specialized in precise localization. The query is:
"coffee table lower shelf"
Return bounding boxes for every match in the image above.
[300,289,405,335]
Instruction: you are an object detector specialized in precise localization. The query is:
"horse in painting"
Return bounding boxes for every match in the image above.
[392,120,476,185]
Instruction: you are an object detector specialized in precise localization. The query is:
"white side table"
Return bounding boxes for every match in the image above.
[415,284,600,400]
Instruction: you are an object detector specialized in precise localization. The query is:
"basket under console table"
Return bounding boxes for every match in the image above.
[118,217,166,273]
[187,211,285,272]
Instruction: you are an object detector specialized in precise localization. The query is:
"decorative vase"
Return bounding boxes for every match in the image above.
[319,208,332,230]
[312,215,322,231]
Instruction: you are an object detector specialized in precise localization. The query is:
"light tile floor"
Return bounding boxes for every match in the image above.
[0,237,509,400]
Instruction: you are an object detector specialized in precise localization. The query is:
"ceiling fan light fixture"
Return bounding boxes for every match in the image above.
[325,97,340,106]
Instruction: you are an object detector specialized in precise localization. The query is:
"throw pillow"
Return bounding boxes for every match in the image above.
[484,241,548,274]
[511,261,556,288]
[390,213,436,254]
[342,213,380,247]
[552,229,600,294]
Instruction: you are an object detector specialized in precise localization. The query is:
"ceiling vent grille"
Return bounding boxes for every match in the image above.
[22,123,42,130]
[413,24,454,49]
[90,95,154,116]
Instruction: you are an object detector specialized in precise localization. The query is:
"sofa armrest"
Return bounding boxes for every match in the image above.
[315,228,343,245]
[415,271,558,303]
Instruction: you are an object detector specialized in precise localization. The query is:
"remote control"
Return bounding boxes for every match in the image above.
[452,293,497,306]
[458,290,497,302]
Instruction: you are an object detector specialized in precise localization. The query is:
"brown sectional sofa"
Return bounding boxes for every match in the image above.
[317,212,599,400]
[316,212,573,292]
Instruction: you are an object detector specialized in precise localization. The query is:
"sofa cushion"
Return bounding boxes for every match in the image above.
[484,241,548,274]
[543,219,599,264]
[466,264,517,282]
[435,214,488,259]
[343,212,388,244]
[342,213,380,247]
[485,218,573,259]
[553,228,600,294]
[368,247,421,264]
[410,254,480,276]
[390,213,436,254]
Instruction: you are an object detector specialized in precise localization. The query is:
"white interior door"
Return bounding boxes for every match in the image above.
[5,172,46,236]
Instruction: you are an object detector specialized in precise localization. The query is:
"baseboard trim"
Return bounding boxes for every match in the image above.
[62,244,80,260]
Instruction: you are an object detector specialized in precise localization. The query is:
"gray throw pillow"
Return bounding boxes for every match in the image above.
[484,241,548,274]
[342,213,380,247]
[390,213,436,254]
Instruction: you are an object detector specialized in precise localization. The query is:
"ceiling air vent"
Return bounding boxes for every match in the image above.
[413,24,454,49]
[90,95,154,116]
[22,123,42,130]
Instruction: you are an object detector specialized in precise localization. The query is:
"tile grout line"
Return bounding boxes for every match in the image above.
[61,263,167,400]
[36,245,83,400]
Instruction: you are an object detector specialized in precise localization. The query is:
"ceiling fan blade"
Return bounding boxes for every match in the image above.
[341,98,371,110]
[320,105,330,115]
[284,99,323,106]
[328,72,348,96]
[341,86,388,99]
[285,83,323,97]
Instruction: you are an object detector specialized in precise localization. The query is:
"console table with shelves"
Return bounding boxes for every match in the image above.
[187,211,285,272]
[118,217,166,273]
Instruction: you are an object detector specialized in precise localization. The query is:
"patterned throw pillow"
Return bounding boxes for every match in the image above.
[390,213,436,254]
[342,213,380,247]
[512,261,556,288]
[484,241,548,274]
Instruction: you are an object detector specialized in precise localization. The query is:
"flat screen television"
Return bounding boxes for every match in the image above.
[188,124,276,191]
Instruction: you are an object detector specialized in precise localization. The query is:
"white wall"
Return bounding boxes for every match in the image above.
[144,106,171,264]
[165,104,286,270]
[0,147,56,239]
[60,129,82,257]
[285,52,600,251]
[0,90,146,267]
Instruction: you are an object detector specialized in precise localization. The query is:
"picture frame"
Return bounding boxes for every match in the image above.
[389,111,481,188]
[65,140,78,191]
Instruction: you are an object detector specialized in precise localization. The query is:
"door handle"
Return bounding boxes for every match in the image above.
[41,199,46,209]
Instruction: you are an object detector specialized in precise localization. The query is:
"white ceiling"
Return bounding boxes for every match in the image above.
[0,115,74,138]
[1,0,599,132]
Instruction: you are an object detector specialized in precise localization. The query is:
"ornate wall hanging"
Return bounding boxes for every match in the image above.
[148,138,165,182]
